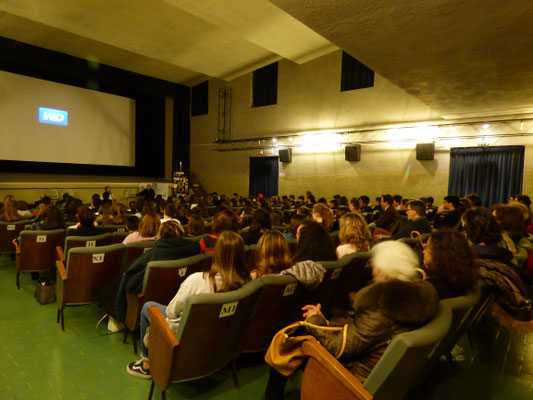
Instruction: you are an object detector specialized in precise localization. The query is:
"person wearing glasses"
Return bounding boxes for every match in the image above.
[376,199,431,241]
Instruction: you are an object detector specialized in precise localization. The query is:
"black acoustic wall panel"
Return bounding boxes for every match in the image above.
[279,148,292,163]
[345,144,361,161]
[416,143,435,160]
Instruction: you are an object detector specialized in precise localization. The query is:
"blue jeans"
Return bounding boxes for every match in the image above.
[140,301,167,358]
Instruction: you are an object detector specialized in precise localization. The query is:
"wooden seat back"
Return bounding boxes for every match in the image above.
[64,233,113,257]
[148,279,263,392]
[123,240,157,273]
[59,243,127,306]
[16,229,65,288]
[0,220,31,254]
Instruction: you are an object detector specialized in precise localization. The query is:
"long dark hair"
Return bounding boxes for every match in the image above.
[293,220,336,262]
[462,207,502,245]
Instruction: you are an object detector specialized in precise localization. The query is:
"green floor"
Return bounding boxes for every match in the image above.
[1,253,533,400]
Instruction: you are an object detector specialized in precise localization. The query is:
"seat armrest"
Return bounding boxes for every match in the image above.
[56,257,67,281]
[147,305,180,391]
[56,246,65,263]
[301,339,372,400]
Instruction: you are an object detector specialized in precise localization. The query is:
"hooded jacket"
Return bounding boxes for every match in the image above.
[115,237,201,322]
[306,279,439,382]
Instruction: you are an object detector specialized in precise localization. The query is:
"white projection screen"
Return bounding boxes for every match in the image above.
[0,69,135,167]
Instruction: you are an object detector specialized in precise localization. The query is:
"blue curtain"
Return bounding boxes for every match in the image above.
[249,157,279,198]
[448,146,524,207]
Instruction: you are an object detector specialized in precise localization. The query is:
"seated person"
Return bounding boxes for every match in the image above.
[243,208,272,246]
[160,202,181,224]
[199,208,240,251]
[293,220,336,263]
[462,207,514,265]
[312,203,334,232]
[250,230,293,279]
[336,213,372,259]
[284,214,304,240]
[110,203,126,225]
[96,201,113,225]
[331,206,350,232]
[127,231,251,379]
[265,240,439,398]
[16,201,33,219]
[373,194,398,232]
[185,215,205,237]
[433,195,462,229]
[31,205,65,231]
[125,215,140,233]
[376,200,431,241]
[423,229,479,299]
[358,195,373,214]
[493,204,528,253]
[123,212,160,244]
[65,206,105,237]
[0,198,22,222]
[65,198,83,224]
[115,220,202,324]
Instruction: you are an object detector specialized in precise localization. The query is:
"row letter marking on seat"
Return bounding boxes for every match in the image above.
[86,241,96,247]
[7,225,15,231]
[178,267,187,277]
[331,268,342,279]
[283,283,297,296]
[92,254,104,263]
[219,301,238,318]
[37,235,47,243]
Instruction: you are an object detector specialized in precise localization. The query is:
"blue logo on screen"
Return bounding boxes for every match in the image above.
[39,107,68,126]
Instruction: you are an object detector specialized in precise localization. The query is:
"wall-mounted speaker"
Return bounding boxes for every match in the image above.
[279,148,292,163]
[345,144,361,161]
[416,143,435,160]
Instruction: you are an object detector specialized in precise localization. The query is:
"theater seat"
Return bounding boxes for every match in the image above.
[301,303,452,400]
[147,279,263,399]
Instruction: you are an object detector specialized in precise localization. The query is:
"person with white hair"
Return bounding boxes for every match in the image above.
[265,241,439,400]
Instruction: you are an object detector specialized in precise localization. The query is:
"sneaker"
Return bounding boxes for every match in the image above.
[127,360,151,379]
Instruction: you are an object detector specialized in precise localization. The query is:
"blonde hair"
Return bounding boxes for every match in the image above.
[207,231,250,292]
[338,213,371,252]
[312,203,334,231]
[254,230,293,277]
[1,199,22,222]
[371,241,420,281]
[157,220,184,239]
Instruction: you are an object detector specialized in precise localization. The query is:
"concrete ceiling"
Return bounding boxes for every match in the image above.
[270,0,533,119]
[1,0,532,120]
[0,0,337,85]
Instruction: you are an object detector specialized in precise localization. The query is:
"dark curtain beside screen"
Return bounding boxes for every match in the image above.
[249,157,279,198]
[448,146,524,207]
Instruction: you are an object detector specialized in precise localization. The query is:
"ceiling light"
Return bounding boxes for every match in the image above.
[272,138,277,143]
[483,123,490,129]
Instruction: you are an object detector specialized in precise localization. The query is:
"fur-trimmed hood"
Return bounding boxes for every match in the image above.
[353,279,439,324]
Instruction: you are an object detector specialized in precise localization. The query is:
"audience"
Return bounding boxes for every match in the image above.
[122,212,160,244]
[312,203,334,232]
[423,229,479,299]
[265,240,439,398]
[185,215,205,237]
[199,208,240,251]
[0,198,22,221]
[127,230,250,379]
[250,230,293,279]
[336,213,372,259]
[293,220,336,262]
[433,195,462,229]
[65,206,105,237]
[376,200,431,241]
